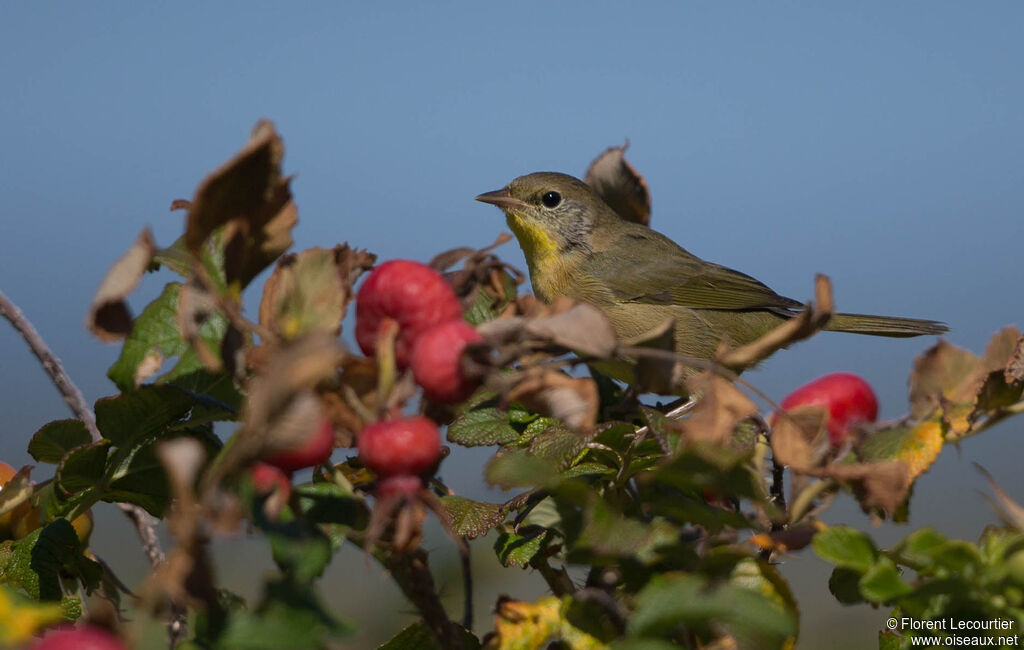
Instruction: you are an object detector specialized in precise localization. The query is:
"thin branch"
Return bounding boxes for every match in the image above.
[0,289,186,646]
[0,290,102,441]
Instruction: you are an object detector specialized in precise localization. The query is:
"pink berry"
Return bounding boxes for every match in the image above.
[355,260,462,368]
[778,372,879,446]
[251,462,292,498]
[358,416,442,479]
[377,475,425,500]
[30,626,128,650]
[264,416,335,473]
[411,320,483,403]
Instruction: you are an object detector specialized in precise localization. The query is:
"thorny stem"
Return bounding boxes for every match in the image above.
[532,556,576,597]
[0,289,187,647]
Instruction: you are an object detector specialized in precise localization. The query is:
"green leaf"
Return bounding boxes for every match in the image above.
[94,385,196,447]
[628,573,796,647]
[860,558,912,603]
[55,441,111,496]
[107,282,229,391]
[448,407,520,447]
[27,421,91,464]
[103,426,222,517]
[608,641,682,650]
[494,526,548,568]
[439,496,505,539]
[527,426,586,468]
[895,527,948,567]
[166,369,243,424]
[1,521,89,601]
[828,567,866,604]
[377,621,480,650]
[294,483,368,530]
[927,540,982,572]
[219,579,352,649]
[575,498,675,563]
[812,525,877,572]
[485,450,561,489]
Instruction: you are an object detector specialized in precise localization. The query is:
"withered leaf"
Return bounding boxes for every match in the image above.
[675,372,758,446]
[86,228,156,341]
[816,461,910,515]
[908,340,981,433]
[317,356,378,447]
[717,274,834,371]
[210,334,342,483]
[584,141,652,226]
[523,303,618,358]
[1006,336,1024,385]
[476,300,617,358]
[259,245,375,340]
[184,120,297,288]
[770,406,829,470]
[621,317,682,394]
[497,369,599,433]
[177,280,223,372]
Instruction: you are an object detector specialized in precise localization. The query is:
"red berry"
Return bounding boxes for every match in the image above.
[355,260,462,368]
[377,475,424,500]
[30,626,127,650]
[411,320,483,403]
[264,416,335,474]
[778,372,879,446]
[358,416,442,479]
[251,462,292,497]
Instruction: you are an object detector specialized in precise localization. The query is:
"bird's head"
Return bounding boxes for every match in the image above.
[475,172,604,263]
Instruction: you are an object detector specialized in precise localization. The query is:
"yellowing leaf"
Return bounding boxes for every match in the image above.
[895,420,943,481]
[0,585,66,646]
[486,596,604,650]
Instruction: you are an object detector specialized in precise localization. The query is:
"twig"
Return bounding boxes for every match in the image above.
[0,290,186,646]
[459,539,473,630]
[0,290,102,440]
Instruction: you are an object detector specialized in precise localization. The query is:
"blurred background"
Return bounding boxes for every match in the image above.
[2,3,1022,648]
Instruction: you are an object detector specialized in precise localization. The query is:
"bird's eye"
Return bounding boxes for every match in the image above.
[541,191,562,208]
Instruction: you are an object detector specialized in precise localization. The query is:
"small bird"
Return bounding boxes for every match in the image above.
[476,172,947,378]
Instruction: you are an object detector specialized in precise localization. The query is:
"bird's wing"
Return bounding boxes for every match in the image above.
[590,227,803,312]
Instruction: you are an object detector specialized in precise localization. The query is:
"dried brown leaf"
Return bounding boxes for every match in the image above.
[674,372,758,446]
[316,356,378,447]
[476,300,616,358]
[770,406,829,470]
[1005,337,1024,385]
[523,303,618,358]
[816,461,910,515]
[717,274,834,370]
[908,340,982,433]
[184,120,297,288]
[621,317,681,394]
[258,245,374,340]
[500,369,599,433]
[86,229,156,341]
[584,141,651,226]
[749,522,825,553]
[177,280,223,372]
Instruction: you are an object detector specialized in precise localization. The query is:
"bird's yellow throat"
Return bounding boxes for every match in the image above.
[505,211,568,301]
[505,211,559,269]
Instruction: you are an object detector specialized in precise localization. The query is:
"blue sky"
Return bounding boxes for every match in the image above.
[2,3,1023,647]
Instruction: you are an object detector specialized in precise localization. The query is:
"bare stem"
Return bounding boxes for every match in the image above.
[0,289,185,646]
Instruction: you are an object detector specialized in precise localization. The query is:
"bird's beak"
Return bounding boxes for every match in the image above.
[475,188,528,210]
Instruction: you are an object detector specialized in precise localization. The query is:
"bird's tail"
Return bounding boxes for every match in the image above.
[824,312,949,338]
